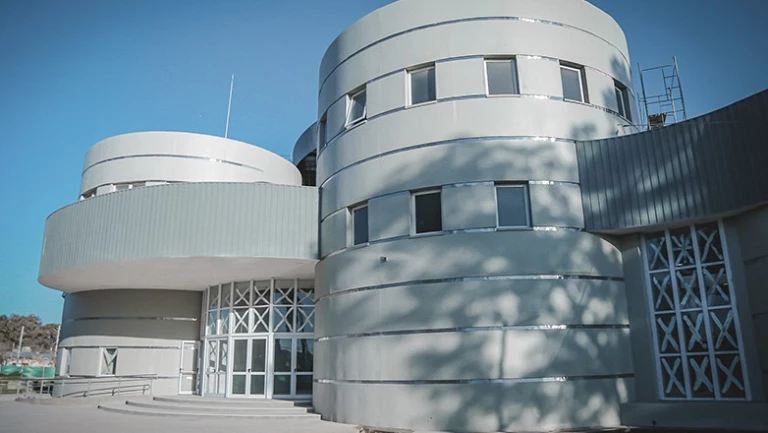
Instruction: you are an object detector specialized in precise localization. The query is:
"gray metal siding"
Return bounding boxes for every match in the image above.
[578,90,768,231]
[40,182,319,277]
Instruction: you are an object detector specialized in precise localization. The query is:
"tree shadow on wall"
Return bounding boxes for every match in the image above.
[319,106,636,431]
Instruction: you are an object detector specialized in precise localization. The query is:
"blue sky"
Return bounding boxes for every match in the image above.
[0,0,766,324]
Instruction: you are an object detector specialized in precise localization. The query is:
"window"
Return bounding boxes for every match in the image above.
[346,88,366,126]
[644,223,748,400]
[409,65,436,105]
[560,63,587,102]
[615,81,632,120]
[413,190,442,234]
[318,115,327,150]
[496,185,530,228]
[351,204,369,245]
[486,58,519,95]
[100,348,117,375]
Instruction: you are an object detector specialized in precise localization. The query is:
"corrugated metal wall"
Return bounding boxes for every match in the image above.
[40,182,319,276]
[577,90,768,231]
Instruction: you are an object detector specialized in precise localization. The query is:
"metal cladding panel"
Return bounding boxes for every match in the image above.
[577,90,768,231]
[40,182,319,276]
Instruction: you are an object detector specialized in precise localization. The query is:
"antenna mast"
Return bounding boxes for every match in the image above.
[225,74,235,138]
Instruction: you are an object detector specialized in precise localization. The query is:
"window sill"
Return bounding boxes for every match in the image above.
[497,225,532,231]
[486,92,521,98]
[410,230,445,239]
[406,99,437,109]
[345,118,366,130]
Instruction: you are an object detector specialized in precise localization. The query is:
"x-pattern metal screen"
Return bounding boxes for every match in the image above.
[205,279,314,337]
[644,222,749,400]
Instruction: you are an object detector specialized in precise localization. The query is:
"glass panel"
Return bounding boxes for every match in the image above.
[251,339,266,373]
[410,66,436,105]
[218,341,228,373]
[273,374,291,395]
[560,66,583,102]
[233,308,249,334]
[207,311,218,335]
[650,271,674,312]
[254,282,270,305]
[487,60,519,95]
[207,341,217,371]
[696,223,724,263]
[710,309,738,352]
[233,282,250,307]
[348,90,366,124]
[645,233,670,271]
[353,206,369,245]
[219,308,230,334]
[252,306,269,333]
[675,268,701,310]
[655,314,680,354]
[273,285,296,332]
[669,228,696,268]
[250,375,266,395]
[233,339,247,372]
[496,186,528,227]
[296,375,313,395]
[687,354,715,398]
[659,356,686,398]
[297,307,314,333]
[715,353,746,398]
[319,118,327,148]
[208,286,219,309]
[296,339,314,372]
[231,375,246,395]
[615,87,626,117]
[415,192,442,233]
[703,265,730,306]
[221,283,232,308]
[681,310,707,353]
[273,338,292,373]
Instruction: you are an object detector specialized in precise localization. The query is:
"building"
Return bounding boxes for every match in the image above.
[38,0,768,431]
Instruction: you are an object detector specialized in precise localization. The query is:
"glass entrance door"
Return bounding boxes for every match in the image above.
[229,337,267,397]
[272,337,313,398]
[205,339,227,396]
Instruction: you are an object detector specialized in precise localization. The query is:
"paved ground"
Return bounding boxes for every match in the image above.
[0,398,359,433]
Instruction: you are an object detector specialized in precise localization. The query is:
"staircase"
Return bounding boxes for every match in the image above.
[98,395,320,419]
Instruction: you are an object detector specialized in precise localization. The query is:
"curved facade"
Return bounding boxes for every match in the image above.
[38,1,768,431]
[80,131,301,198]
[313,0,635,431]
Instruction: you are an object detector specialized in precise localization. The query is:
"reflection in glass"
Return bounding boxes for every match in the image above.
[250,375,265,395]
[274,374,291,395]
[251,339,266,373]
[296,375,313,395]
[232,375,246,395]
[296,339,314,372]
[233,339,247,372]
[274,338,292,372]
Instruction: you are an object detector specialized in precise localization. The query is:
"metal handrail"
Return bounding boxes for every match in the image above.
[11,374,159,398]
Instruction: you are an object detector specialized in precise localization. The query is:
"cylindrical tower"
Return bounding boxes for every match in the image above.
[313,0,636,431]
[41,132,317,397]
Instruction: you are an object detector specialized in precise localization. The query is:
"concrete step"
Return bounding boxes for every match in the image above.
[98,400,321,419]
[126,399,314,414]
[152,395,310,408]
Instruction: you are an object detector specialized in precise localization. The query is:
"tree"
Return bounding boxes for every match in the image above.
[0,315,60,353]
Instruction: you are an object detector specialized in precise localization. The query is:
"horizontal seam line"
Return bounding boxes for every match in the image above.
[319,180,579,224]
[319,135,576,188]
[315,274,623,302]
[319,16,630,94]
[315,324,630,341]
[318,94,632,160]
[314,373,635,385]
[82,154,265,174]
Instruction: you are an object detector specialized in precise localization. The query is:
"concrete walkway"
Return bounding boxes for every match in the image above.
[0,398,358,433]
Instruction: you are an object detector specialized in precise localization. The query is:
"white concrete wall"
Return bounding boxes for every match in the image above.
[54,289,201,397]
[81,131,301,196]
[314,1,636,430]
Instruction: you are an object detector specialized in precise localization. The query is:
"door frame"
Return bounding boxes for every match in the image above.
[271,335,313,399]
[178,340,199,395]
[227,336,269,398]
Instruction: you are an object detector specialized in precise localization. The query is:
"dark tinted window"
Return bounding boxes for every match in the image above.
[353,206,368,245]
[487,59,519,95]
[561,66,584,102]
[410,66,436,105]
[497,186,529,227]
[415,191,442,233]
